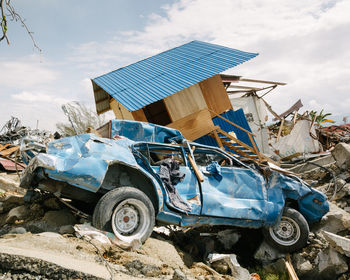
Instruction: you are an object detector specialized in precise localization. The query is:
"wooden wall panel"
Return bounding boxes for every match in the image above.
[132,108,148,122]
[199,74,232,115]
[164,84,207,122]
[167,109,215,141]
[110,99,134,120]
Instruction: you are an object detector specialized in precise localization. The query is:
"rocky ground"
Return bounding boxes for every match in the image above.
[1,143,350,280]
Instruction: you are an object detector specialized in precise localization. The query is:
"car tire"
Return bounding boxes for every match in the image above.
[92,186,155,243]
[263,207,309,253]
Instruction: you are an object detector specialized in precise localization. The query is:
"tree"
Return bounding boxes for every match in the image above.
[0,0,40,51]
[56,102,106,136]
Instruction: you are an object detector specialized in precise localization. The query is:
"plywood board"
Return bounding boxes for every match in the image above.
[132,108,148,122]
[167,109,215,141]
[164,84,207,122]
[110,99,134,120]
[199,74,232,115]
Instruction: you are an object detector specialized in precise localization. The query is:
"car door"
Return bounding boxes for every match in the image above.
[134,143,201,215]
[191,146,267,221]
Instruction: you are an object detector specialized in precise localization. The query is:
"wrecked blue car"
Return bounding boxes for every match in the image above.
[20,120,329,252]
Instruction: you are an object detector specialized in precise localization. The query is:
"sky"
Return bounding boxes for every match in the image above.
[0,0,349,131]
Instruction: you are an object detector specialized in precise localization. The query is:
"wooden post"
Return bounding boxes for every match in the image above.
[212,129,224,149]
[187,155,204,182]
[248,133,262,162]
[276,118,285,142]
[285,254,299,280]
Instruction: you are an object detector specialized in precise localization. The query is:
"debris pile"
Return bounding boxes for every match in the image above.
[319,123,350,150]
[1,115,349,279]
[0,117,50,172]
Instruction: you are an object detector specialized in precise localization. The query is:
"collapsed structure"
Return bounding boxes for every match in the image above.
[92,40,270,163]
[91,40,348,171]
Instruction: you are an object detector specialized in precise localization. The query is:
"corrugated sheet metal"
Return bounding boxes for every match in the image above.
[92,41,258,113]
[195,108,258,154]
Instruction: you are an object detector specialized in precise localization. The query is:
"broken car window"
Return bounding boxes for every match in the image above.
[133,144,185,166]
[192,147,238,167]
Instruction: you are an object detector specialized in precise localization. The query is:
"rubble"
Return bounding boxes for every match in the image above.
[319,123,350,149]
[254,241,285,263]
[317,247,348,279]
[332,142,350,170]
[323,231,350,257]
[0,117,50,146]
[207,253,251,279]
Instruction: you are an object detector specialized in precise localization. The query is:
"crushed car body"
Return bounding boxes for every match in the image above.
[19,120,329,252]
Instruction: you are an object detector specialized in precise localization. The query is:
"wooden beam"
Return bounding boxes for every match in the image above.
[248,133,262,162]
[216,128,255,151]
[0,146,19,157]
[276,118,285,142]
[239,78,287,86]
[208,109,256,137]
[0,144,10,152]
[212,130,224,149]
[285,254,299,280]
[187,153,204,182]
[218,138,257,160]
[228,85,263,90]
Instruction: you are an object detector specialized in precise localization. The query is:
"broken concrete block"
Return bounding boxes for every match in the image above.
[333,179,350,200]
[293,253,314,276]
[142,237,185,268]
[125,259,162,277]
[42,210,77,228]
[254,241,285,262]
[208,253,250,280]
[5,205,29,224]
[9,227,27,234]
[0,195,24,214]
[288,154,336,174]
[216,229,240,250]
[314,203,350,234]
[0,175,20,193]
[43,197,61,210]
[317,247,348,279]
[323,231,350,257]
[59,225,75,235]
[332,143,350,170]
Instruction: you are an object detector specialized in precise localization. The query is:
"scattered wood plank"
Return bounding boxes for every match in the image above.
[276,118,285,142]
[187,154,204,182]
[285,254,299,280]
[0,146,19,157]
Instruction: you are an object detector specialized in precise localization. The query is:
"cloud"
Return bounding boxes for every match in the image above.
[0,56,59,89]
[11,90,69,104]
[69,0,350,120]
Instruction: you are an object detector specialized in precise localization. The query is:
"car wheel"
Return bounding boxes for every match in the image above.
[263,207,309,252]
[92,186,155,243]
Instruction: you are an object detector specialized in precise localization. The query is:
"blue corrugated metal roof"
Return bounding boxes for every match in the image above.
[92,40,258,112]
